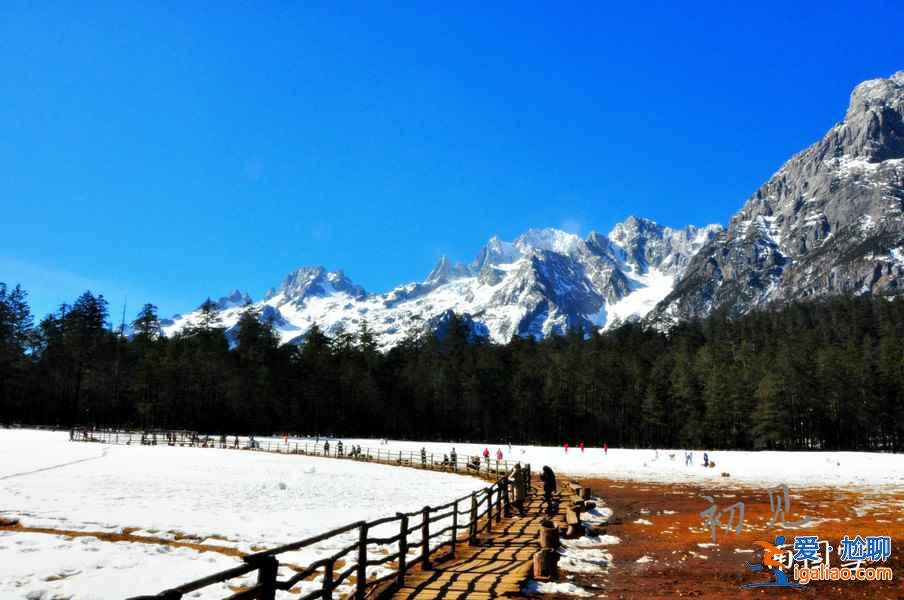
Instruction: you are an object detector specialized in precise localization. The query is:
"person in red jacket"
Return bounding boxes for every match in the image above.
[579,441,585,453]
[482,447,490,462]
[496,448,503,461]
[603,442,608,455]
[563,442,569,453]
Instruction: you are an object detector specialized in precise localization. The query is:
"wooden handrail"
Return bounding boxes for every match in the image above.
[73,428,522,600]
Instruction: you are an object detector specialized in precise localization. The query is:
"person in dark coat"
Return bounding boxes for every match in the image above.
[511,463,526,516]
[539,465,557,513]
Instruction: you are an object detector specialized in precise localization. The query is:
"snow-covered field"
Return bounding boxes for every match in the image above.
[337,438,904,489]
[3,430,901,599]
[0,430,484,599]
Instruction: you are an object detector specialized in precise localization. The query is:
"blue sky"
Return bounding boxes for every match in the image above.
[3,2,904,321]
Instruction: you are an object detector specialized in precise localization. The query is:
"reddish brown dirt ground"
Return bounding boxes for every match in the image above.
[562,478,904,599]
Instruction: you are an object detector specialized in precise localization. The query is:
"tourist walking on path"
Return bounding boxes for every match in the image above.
[539,465,557,515]
[511,463,526,516]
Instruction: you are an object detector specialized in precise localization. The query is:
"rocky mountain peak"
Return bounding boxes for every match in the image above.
[213,290,253,310]
[654,71,904,324]
[275,266,366,302]
[514,228,583,256]
[425,255,470,285]
[838,71,904,162]
[472,235,519,270]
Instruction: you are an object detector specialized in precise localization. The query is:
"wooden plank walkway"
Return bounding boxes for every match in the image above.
[389,491,565,600]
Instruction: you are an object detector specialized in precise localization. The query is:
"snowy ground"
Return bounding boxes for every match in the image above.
[0,430,484,599]
[3,430,901,599]
[337,438,904,489]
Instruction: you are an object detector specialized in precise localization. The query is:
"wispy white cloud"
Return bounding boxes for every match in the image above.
[559,216,585,236]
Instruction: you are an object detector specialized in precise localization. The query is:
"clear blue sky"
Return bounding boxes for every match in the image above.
[3,1,904,321]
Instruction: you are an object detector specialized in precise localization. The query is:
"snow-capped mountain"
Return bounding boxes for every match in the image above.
[654,71,904,323]
[160,72,904,346]
[162,219,722,349]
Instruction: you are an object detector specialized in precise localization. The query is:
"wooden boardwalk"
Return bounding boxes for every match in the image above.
[389,491,563,600]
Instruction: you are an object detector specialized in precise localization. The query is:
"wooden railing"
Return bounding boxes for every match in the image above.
[71,429,531,600]
[73,428,518,479]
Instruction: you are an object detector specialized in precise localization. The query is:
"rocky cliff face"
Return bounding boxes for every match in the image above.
[656,71,904,322]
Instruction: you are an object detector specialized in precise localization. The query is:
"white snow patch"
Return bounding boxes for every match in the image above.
[0,532,243,600]
[601,267,675,330]
[558,546,613,573]
[523,580,593,597]
[563,534,621,547]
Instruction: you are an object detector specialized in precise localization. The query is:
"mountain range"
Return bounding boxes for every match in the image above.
[162,71,904,348]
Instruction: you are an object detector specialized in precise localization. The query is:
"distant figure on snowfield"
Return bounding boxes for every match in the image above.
[450,448,458,470]
[563,442,569,453]
[324,440,330,455]
[603,442,608,455]
[579,441,585,453]
[685,451,693,466]
[496,448,503,461]
[703,452,709,467]
[482,447,490,462]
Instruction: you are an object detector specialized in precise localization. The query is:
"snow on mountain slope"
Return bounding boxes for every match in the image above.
[162,219,722,349]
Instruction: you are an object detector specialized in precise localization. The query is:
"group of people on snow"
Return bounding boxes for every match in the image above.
[562,441,608,454]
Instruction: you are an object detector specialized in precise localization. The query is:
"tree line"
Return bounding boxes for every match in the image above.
[1,281,902,451]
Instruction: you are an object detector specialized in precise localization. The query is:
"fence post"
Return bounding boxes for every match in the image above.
[496,481,502,522]
[421,506,431,570]
[255,555,278,600]
[468,493,478,545]
[397,514,408,588]
[486,488,492,532]
[322,558,334,600]
[356,522,368,600]
[451,500,458,558]
[502,477,510,517]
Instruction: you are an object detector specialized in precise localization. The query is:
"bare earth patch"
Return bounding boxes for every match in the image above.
[565,478,904,599]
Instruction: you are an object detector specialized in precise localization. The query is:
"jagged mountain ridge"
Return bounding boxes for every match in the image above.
[161,218,722,348]
[655,71,904,322]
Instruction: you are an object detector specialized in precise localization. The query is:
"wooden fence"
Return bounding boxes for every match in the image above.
[71,428,531,600]
[74,429,518,479]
